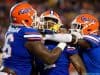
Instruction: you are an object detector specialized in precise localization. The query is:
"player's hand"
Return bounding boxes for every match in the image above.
[70,29,83,39]
[71,31,83,39]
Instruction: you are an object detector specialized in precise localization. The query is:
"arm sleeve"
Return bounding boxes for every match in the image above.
[44,34,72,42]
[83,35,100,48]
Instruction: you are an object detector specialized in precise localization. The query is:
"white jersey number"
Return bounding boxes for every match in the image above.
[2,33,14,58]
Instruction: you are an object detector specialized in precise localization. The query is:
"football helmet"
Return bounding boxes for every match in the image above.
[10,1,37,27]
[39,10,63,33]
[71,13,99,35]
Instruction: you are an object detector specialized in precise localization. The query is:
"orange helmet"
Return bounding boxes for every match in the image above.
[39,10,62,32]
[71,13,99,35]
[10,1,37,27]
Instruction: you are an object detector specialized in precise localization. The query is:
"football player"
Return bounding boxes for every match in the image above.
[70,13,100,75]
[0,2,67,75]
[35,10,86,75]
[44,13,100,75]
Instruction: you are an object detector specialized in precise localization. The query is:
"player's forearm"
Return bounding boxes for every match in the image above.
[44,34,72,42]
[44,33,80,44]
[75,66,87,75]
[43,43,67,65]
[44,47,62,64]
[25,41,66,65]
[70,54,87,75]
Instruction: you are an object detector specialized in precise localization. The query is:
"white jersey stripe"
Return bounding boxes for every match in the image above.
[83,35,99,42]
[24,34,42,38]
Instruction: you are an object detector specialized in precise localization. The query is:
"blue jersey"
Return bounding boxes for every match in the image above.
[79,34,100,74]
[2,25,42,75]
[35,40,78,75]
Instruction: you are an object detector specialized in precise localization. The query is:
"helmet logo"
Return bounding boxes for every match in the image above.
[18,8,31,15]
[81,16,96,24]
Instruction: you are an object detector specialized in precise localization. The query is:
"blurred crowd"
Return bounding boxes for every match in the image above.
[0,0,100,41]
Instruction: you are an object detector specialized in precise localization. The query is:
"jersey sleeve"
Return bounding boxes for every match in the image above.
[83,35,100,48]
[66,46,78,55]
[23,27,42,41]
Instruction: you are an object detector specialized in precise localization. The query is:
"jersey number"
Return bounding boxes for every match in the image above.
[2,34,14,58]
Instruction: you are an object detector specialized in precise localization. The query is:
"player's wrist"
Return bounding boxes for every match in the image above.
[57,42,67,51]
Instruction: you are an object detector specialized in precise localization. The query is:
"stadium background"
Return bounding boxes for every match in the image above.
[0,0,100,75]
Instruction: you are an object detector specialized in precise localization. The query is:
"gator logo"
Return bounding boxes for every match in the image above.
[81,16,96,24]
[18,8,31,14]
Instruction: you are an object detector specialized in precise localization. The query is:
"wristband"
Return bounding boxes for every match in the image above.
[57,42,67,51]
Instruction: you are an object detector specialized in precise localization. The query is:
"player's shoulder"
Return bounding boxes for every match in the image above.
[83,34,100,47]
[83,34,100,42]
[21,26,39,33]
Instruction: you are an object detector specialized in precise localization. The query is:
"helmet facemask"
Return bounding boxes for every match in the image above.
[69,21,83,34]
[39,17,61,34]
